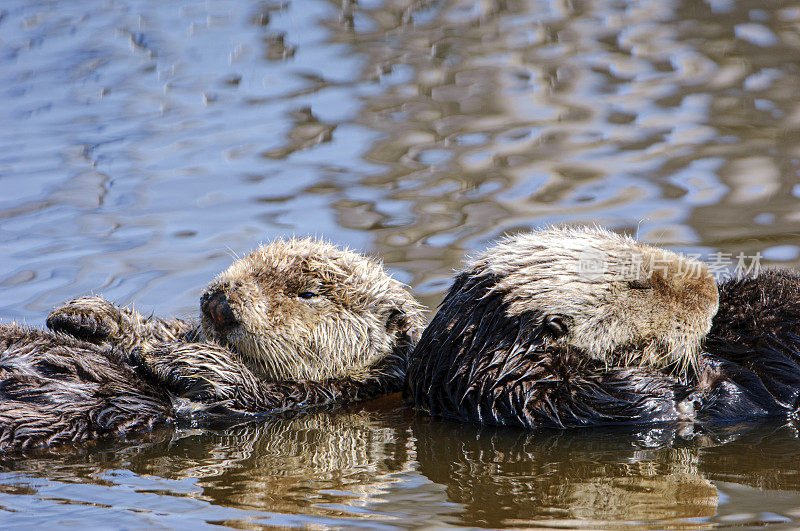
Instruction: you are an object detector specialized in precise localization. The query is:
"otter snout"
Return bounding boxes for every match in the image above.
[201,289,237,330]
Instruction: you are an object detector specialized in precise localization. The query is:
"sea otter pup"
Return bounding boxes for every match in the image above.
[1,238,424,450]
[404,226,720,428]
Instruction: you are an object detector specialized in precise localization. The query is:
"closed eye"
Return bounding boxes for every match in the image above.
[627,279,652,290]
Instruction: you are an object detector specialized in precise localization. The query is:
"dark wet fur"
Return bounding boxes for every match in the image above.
[405,271,692,428]
[0,325,173,451]
[694,269,800,420]
[43,297,409,415]
[0,315,406,451]
[405,268,800,428]
[132,340,407,414]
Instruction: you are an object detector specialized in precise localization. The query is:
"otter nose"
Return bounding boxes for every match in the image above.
[201,290,237,328]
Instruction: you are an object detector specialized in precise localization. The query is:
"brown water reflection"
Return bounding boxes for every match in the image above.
[3,399,800,528]
[411,418,719,527]
[3,0,800,527]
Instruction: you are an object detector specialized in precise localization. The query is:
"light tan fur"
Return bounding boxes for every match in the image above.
[470,226,719,373]
[200,238,426,382]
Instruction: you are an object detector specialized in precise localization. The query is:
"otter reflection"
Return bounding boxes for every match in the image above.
[412,416,800,527]
[1,405,420,522]
[410,417,773,527]
[173,411,415,514]
[2,408,800,527]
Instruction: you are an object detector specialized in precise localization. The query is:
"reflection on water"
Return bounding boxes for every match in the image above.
[3,400,800,528]
[3,0,800,527]
[411,418,720,527]
[411,418,800,528]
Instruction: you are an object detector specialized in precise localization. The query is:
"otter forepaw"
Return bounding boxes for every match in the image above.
[46,296,123,343]
[126,343,237,404]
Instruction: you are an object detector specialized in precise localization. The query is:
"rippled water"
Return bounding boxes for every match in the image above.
[2,0,800,527]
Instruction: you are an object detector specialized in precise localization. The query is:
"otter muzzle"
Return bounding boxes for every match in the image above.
[201,290,237,329]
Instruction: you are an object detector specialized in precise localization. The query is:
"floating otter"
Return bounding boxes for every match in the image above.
[406,226,800,428]
[404,226,722,428]
[1,238,424,450]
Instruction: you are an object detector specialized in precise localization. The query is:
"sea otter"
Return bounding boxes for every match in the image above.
[0,238,424,450]
[406,226,800,428]
[405,226,719,428]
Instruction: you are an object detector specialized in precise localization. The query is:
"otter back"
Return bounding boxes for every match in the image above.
[404,270,692,428]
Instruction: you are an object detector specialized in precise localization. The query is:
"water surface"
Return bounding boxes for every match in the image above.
[2,0,800,527]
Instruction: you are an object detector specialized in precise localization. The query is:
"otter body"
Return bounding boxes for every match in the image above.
[405,227,719,428]
[403,270,694,428]
[692,269,800,421]
[0,325,174,450]
[1,238,424,450]
[406,227,800,429]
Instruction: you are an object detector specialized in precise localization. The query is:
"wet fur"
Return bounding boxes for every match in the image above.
[197,238,424,381]
[405,271,693,428]
[405,227,800,428]
[0,323,407,451]
[407,268,800,428]
[0,325,173,450]
[405,227,718,428]
[692,269,800,421]
[132,340,407,413]
[2,239,422,450]
[470,227,719,372]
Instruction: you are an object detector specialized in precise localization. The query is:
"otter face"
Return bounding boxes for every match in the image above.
[472,226,719,373]
[199,238,424,382]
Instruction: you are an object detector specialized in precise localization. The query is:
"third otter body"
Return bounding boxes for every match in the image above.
[693,269,800,421]
[1,238,424,450]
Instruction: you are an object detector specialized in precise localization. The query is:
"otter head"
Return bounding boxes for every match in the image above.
[472,226,719,373]
[199,238,425,381]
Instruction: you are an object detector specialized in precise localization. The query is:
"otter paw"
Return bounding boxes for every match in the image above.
[46,297,122,343]
[126,344,228,403]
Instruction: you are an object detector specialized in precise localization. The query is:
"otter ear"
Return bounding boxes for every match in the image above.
[543,314,568,339]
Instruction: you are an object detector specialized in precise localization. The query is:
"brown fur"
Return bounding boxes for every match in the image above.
[405,226,719,428]
[406,225,800,428]
[1,238,424,450]
[688,269,800,421]
[198,238,425,381]
[49,239,424,383]
[468,226,719,372]
[0,325,173,450]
